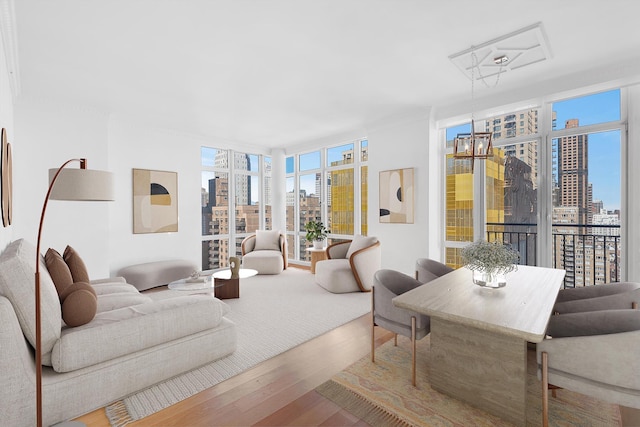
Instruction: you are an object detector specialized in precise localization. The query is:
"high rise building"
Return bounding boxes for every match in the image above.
[557,118,591,227]
[485,109,539,188]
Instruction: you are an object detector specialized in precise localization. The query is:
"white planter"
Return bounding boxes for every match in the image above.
[313,240,325,249]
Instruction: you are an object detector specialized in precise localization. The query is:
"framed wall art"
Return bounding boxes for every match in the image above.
[1,128,12,227]
[132,168,178,233]
[379,167,414,224]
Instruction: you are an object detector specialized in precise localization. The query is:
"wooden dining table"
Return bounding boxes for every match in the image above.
[393,265,565,426]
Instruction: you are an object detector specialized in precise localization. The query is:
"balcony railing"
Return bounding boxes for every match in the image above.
[486,222,621,288]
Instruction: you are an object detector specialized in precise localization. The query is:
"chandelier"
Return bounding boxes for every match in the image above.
[453,50,506,171]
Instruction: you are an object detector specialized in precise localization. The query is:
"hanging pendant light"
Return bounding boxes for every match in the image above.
[453,49,495,171]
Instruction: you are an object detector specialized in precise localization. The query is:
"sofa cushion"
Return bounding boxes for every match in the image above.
[0,239,62,361]
[96,292,153,313]
[346,235,377,258]
[63,245,91,283]
[51,294,229,372]
[243,250,284,274]
[45,248,74,298]
[254,229,281,251]
[315,259,361,293]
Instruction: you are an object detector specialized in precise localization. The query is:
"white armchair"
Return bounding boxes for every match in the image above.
[315,235,380,293]
[241,230,287,275]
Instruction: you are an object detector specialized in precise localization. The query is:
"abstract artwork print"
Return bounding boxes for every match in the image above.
[379,168,414,224]
[133,169,178,233]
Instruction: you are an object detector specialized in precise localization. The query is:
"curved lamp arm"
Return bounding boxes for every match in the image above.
[34,158,113,427]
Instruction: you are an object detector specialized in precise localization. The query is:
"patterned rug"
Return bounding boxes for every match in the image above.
[317,335,621,426]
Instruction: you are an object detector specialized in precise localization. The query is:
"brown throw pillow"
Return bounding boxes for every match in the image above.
[45,248,74,299]
[58,282,97,300]
[61,282,97,327]
[63,245,91,284]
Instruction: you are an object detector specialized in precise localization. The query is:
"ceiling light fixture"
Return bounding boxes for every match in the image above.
[453,48,496,171]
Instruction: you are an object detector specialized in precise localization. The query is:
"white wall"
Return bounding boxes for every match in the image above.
[0,21,14,251]
[367,112,433,276]
[13,99,111,277]
[106,116,203,275]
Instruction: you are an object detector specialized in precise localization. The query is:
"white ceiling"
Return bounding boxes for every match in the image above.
[12,0,640,148]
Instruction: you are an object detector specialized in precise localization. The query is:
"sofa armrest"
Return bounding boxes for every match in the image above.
[241,235,256,255]
[327,241,350,259]
[0,296,37,425]
[91,277,127,285]
[350,241,381,291]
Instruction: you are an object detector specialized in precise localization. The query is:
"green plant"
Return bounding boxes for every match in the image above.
[460,240,520,274]
[305,220,329,242]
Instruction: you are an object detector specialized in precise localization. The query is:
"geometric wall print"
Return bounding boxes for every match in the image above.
[379,167,414,224]
[1,128,12,227]
[132,168,178,233]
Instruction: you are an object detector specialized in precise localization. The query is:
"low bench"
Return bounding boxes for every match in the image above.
[118,260,197,291]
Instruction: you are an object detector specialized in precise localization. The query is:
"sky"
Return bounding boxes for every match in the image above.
[446,89,622,211]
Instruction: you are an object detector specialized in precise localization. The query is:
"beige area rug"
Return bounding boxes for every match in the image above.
[317,336,621,427]
[106,268,370,426]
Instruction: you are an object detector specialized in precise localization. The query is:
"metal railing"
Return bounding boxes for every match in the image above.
[486,222,621,288]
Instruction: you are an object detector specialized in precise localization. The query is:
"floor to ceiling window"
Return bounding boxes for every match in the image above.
[286,138,368,263]
[201,147,271,271]
[443,89,624,287]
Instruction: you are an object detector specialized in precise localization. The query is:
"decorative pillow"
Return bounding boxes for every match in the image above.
[58,281,97,300]
[254,230,281,251]
[0,239,62,358]
[45,248,74,298]
[60,282,97,327]
[63,245,90,283]
[346,235,378,258]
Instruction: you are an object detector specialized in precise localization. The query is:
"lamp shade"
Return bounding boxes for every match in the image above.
[48,168,114,201]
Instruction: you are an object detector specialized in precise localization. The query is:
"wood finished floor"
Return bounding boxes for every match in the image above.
[75,313,394,426]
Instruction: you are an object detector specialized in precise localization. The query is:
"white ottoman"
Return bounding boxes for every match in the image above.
[117,260,197,291]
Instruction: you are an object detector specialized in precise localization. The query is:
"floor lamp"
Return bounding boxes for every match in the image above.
[35,158,114,427]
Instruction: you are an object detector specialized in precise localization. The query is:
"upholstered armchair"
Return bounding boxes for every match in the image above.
[415,258,454,283]
[314,235,380,293]
[371,269,428,386]
[538,282,640,426]
[241,230,287,275]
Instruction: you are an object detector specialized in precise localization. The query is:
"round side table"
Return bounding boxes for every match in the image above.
[305,248,327,274]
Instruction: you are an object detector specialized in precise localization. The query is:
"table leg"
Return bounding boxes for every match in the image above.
[429,317,528,426]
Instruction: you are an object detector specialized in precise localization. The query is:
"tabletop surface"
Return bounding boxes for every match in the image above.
[393,265,565,342]
[212,268,258,280]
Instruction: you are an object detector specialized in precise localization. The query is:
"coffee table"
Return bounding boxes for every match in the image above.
[393,265,565,426]
[169,268,257,299]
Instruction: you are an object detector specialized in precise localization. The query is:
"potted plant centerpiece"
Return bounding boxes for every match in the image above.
[461,240,520,288]
[305,220,329,249]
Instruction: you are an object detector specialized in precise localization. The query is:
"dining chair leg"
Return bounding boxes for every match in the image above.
[542,351,549,427]
[394,333,398,347]
[371,288,375,363]
[411,316,417,387]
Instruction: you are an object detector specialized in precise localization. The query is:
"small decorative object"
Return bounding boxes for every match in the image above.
[186,270,205,283]
[305,220,329,249]
[461,240,519,289]
[229,256,240,279]
[379,168,414,224]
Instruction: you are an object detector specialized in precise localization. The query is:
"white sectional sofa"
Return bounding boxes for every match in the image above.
[0,239,237,426]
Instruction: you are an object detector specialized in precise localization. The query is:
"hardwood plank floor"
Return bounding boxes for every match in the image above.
[75,314,394,426]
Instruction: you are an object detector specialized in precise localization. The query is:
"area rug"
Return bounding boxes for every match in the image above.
[317,336,621,427]
[106,268,370,426]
